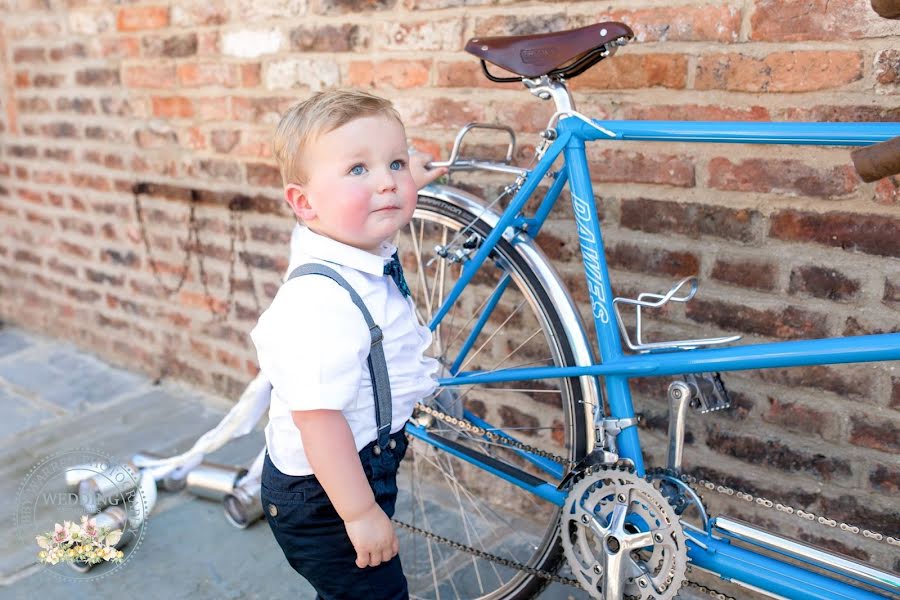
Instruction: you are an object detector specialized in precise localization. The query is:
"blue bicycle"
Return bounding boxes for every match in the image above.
[391,21,900,600]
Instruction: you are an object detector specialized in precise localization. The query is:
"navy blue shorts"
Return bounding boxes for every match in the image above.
[261,430,410,600]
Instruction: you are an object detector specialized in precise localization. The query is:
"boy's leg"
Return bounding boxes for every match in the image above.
[261,431,410,600]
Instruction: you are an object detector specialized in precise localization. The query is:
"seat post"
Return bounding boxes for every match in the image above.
[524,76,576,114]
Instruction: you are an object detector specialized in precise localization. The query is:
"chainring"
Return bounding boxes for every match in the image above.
[561,466,688,600]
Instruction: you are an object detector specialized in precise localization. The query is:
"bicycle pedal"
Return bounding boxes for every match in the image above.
[683,372,731,413]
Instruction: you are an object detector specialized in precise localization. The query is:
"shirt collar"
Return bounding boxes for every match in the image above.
[285,224,396,280]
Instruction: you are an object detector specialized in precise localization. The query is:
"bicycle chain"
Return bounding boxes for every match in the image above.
[413,401,577,468]
[391,518,582,588]
[405,401,897,599]
[676,472,899,548]
[683,578,737,600]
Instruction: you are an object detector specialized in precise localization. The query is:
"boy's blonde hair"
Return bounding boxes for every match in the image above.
[273,89,402,186]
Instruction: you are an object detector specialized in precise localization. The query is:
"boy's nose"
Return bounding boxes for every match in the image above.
[376,169,398,193]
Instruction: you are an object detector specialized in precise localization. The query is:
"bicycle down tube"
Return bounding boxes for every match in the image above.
[408,116,900,600]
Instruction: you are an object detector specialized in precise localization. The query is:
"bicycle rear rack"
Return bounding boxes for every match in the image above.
[429,122,529,177]
[613,276,741,353]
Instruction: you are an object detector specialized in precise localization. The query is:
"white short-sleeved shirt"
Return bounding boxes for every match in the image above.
[251,225,440,475]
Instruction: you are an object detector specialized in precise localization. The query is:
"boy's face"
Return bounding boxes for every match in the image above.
[285,114,417,253]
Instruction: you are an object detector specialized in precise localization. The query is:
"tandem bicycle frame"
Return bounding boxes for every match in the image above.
[405,116,900,600]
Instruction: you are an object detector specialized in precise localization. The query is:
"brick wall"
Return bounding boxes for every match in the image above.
[1,0,898,573]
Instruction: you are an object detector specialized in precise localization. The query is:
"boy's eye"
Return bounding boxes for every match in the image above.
[390,159,406,171]
[349,164,367,176]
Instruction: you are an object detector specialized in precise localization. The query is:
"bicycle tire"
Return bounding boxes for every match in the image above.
[394,187,596,600]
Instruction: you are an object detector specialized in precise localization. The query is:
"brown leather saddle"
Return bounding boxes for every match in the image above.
[464,22,634,80]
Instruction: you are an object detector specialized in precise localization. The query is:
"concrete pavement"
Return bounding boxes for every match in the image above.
[0,324,594,600]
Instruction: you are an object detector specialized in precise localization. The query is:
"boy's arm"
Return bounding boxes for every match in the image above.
[292,409,398,569]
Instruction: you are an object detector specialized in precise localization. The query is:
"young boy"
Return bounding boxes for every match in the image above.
[251,89,447,599]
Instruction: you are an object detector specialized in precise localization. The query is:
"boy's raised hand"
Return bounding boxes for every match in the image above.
[344,502,400,568]
[409,149,449,189]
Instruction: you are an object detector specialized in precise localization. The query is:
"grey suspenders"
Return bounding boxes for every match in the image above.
[287,263,394,453]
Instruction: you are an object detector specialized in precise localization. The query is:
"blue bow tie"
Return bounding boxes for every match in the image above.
[384,252,410,297]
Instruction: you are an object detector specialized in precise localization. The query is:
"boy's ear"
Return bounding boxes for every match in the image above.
[284,183,316,222]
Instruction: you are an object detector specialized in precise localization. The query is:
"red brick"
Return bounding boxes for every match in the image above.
[117,6,169,32]
[788,265,860,302]
[69,173,111,191]
[708,157,858,198]
[686,299,829,340]
[188,159,242,183]
[57,240,93,259]
[750,0,892,41]
[473,13,567,37]
[380,20,463,51]
[850,416,899,453]
[14,249,42,265]
[142,33,198,58]
[620,198,761,243]
[574,54,687,91]
[498,404,540,437]
[769,210,900,258]
[588,5,740,43]
[240,63,261,87]
[179,291,227,314]
[49,43,87,62]
[607,243,699,278]
[85,268,124,287]
[247,163,281,188]
[762,397,835,438]
[622,104,770,121]
[756,366,873,401]
[13,47,45,62]
[123,64,176,88]
[782,105,900,122]
[348,59,431,89]
[870,464,900,494]
[18,97,51,114]
[434,60,510,88]
[98,37,141,59]
[843,315,896,336]
[249,225,292,245]
[711,258,777,291]
[290,23,369,52]
[407,98,485,129]
[588,149,695,188]
[875,49,899,87]
[75,68,119,86]
[56,97,96,114]
[58,217,95,236]
[706,427,851,480]
[177,62,241,88]
[315,0,396,13]
[171,1,228,26]
[695,51,863,93]
[211,372,251,399]
[194,96,230,121]
[216,348,243,371]
[152,96,194,119]
[210,130,240,153]
[874,177,899,206]
[66,287,101,304]
[239,251,288,274]
[230,96,293,124]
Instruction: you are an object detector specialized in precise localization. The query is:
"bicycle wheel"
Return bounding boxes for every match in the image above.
[393,187,595,600]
